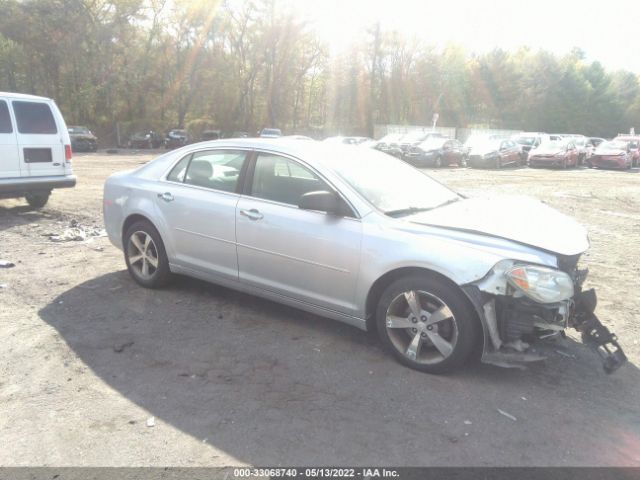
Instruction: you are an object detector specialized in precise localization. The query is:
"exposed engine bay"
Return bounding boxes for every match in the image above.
[465,253,627,373]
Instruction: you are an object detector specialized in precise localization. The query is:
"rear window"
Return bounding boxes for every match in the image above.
[13,101,58,134]
[0,100,12,133]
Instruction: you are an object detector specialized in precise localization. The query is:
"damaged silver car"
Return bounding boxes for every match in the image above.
[103,139,626,374]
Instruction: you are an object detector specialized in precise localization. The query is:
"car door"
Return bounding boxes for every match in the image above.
[235,152,363,315]
[0,100,20,179]
[154,149,249,280]
[11,100,66,177]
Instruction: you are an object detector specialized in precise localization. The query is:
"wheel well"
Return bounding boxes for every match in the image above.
[122,214,155,244]
[365,267,473,331]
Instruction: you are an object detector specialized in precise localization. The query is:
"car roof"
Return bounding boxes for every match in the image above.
[0,91,53,101]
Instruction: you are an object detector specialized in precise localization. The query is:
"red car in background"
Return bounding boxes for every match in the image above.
[589,140,633,169]
[528,139,579,168]
[613,135,640,167]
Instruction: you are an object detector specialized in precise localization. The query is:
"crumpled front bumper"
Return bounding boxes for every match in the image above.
[462,272,628,374]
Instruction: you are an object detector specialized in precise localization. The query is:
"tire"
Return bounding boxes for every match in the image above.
[376,274,480,374]
[25,191,50,209]
[123,220,172,288]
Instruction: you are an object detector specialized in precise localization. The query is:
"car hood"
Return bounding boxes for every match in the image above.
[469,147,498,155]
[530,147,563,156]
[594,149,625,155]
[405,195,589,256]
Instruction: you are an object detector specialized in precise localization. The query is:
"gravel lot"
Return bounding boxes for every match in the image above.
[1,151,639,466]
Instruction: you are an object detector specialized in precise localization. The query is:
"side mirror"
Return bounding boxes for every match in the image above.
[298,190,344,215]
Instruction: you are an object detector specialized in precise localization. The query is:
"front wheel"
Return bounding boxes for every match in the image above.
[376,274,480,374]
[124,220,172,288]
[25,191,50,209]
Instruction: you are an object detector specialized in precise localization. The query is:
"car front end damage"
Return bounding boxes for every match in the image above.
[462,255,627,374]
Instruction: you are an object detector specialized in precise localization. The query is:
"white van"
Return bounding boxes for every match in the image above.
[0,92,76,208]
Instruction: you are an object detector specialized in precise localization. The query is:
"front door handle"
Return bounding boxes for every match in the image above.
[239,208,263,221]
[157,192,174,202]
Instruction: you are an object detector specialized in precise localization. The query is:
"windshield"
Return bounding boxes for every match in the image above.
[418,138,447,150]
[599,141,627,151]
[320,147,460,214]
[514,136,537,145]
[68,126,90,134]
[468,138,501,150]
[536,140,566,150]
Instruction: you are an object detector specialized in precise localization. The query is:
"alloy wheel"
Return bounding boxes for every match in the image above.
[127,231,159,279]
[385,290,459,364]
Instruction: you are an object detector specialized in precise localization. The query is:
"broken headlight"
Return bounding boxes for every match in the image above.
[506,265,574,304]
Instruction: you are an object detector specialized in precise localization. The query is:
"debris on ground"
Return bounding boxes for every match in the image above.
[555,349,576,359]
[44,220,107,243]
[0,260,15,268]
[0,283,7,289]
[463,420,472,425]
[497,408,517,421]
[113,341,134,353]
[146,416,155,428]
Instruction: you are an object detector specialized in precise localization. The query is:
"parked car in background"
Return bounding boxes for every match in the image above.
[0,92,75,208]
[512,132,548,155]
[585,137,606,162]
[129,130,163,149]
[589,140,633,169]
[222,131,249,139]
[399,131,445,154]
[528,139,579,168]
[259,128,282,138]
[200,130,221,141]
[561,134,588,165]
[164,129,190,150]
[324,136,372,145]
[374,133,405,157]
[613,135,640,167]
[462,133,510,160]
[403,137,464,167]
[467,138,522,168]
[68,125,98,152]
[102,138,626,374]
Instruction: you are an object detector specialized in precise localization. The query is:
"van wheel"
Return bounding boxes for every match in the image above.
[124,220,172,288]
[376,274,480,374]
[25,192,50,209]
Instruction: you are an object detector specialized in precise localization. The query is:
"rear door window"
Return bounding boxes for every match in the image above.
[0,100,12,133]
[183,150,247,193]
[13,101,58,134]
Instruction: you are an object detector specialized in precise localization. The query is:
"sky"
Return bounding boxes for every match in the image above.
[281,0,640,73]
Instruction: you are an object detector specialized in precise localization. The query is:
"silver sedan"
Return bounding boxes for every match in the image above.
[103,139,626,373]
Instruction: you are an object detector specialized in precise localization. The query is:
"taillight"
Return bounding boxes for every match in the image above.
[65,144,72,162]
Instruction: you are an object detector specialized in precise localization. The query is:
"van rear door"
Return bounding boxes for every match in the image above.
[11,99,66,177]
[0,99,20,179]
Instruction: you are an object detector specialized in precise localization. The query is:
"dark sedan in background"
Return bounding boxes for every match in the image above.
[164,129,191,150]
[402,137,465,167]
[128,131,164,149]
[68,126,98,152]
[467,139,522,168]
[528,139,579,168]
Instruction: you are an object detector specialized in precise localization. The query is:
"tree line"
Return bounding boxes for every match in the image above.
[1,0,638,143]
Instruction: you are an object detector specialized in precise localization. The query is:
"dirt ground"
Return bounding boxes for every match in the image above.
[0,151,639,467]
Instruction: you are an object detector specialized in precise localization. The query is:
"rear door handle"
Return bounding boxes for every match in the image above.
[157,192,174,202]
[239,208,263,221]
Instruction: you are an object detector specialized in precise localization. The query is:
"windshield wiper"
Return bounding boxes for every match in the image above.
[385,198,461,218]
[384,207,434,217]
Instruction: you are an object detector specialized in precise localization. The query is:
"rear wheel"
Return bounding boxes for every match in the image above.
[124,220,172,288]
[25,191,50,209]
[376,274,480,374]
